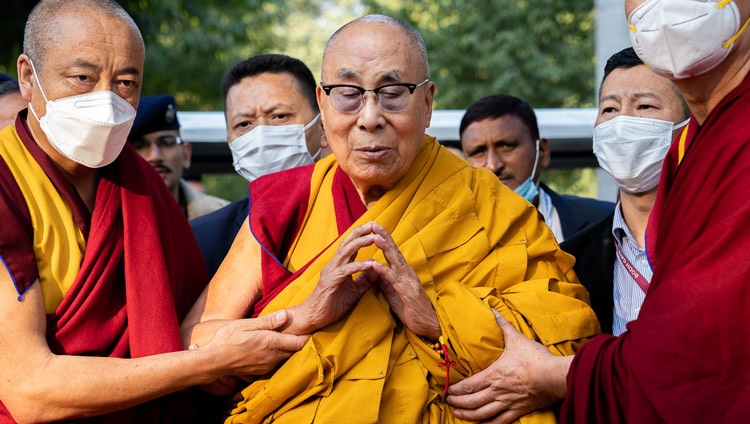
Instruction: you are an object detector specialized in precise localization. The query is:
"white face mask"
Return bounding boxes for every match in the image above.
[593,115,688,194]
[229,114,321,182]
[628,0,750,79]
[27,60,136,168]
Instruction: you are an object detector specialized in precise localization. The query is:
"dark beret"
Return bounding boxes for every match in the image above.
[129,94,180,140]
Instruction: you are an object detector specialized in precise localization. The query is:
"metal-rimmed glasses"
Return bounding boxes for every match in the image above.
[320,78,429,113]
[130,135,183,151]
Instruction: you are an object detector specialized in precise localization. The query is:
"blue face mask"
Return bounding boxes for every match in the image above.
[513,139,540,203]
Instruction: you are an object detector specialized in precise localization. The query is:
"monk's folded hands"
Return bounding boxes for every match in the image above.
[288,222,382,334]
[368,221,442,340]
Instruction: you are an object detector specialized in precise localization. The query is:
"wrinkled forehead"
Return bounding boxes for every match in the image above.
[322,22,421,83]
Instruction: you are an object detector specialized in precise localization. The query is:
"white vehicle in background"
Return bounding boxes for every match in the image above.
[180,108,616,201]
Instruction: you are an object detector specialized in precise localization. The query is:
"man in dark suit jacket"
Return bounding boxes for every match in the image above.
[560,47,691,335]
[539,181,613,241]
[559,214,616,333]
[190,54,329,278]
[460,94,613,241]
[191,197,249,278]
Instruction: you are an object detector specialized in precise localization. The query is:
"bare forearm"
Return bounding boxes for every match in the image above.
[538,354,573,401]
[280,303,315,334]
[6,348,220,423]
[183,319,232,349]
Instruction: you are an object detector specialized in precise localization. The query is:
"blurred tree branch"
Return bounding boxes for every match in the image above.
[361,0,596,109]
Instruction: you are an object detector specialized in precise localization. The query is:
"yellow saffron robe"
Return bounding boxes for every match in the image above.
[0,125,85,313]
[226,136,600,423]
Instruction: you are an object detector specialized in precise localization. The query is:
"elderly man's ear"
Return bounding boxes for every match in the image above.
[315,120,331,158]
[319,120,329,149]
[16,54,35,102]
[423,81,436,124]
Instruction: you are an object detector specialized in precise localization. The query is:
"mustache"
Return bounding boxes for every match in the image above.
[494,170,513,180]
[152,163,173,174]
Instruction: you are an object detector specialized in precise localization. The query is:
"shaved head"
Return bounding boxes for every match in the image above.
[23,0,144,70]
[323,14,429,80]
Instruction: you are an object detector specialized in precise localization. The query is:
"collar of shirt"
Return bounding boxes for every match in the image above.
[611,201,641,250]
[537,186,564,241]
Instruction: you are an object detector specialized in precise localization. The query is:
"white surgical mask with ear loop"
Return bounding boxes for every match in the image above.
[514,138,540,202]
[593,115,689,194]
[229,114,321,182]
[27,59,136,168]
[628,0,750,79]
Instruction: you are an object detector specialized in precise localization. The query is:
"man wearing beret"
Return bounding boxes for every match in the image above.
[129,94,229,219]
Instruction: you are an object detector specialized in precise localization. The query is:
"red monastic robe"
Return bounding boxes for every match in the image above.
[248,164,366,315]
[0,113,208,423]
[561,75,750,422]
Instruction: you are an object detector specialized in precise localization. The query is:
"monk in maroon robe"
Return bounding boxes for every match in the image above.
[0,113,208,423]
[446,1,750,422]
[0,2,307,423]
[562,62,750,424]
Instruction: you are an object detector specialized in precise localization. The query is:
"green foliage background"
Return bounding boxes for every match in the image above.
[0,0,598,200]
[359,0,596,109]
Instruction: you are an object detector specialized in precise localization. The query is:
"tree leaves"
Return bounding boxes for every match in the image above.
[0,0,595,111]
[123,0,291,109]
[361,0,595,109]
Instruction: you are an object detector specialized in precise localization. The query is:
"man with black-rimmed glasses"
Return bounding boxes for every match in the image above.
[181,14,598,422]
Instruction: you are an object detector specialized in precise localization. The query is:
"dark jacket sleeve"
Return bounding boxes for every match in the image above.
[189,197,250,280]
[541,182,615,239]
[560,213,616,334]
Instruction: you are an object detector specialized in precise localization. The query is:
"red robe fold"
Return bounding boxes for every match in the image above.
[249,165,366,315]
[561,74,750,422]
[0,114,209,423]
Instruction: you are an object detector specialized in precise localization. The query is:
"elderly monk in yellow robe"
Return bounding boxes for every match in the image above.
[181,14,600,424]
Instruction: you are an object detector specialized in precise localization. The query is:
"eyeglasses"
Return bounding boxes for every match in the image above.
[130,135,183,151]
[320,78,429,113]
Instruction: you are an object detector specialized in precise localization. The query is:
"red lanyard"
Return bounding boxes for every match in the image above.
[613,239,649,294]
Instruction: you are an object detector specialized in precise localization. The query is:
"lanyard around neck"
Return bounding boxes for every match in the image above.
[613,237,650,294]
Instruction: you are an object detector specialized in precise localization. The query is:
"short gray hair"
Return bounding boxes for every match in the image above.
[323,14,429,79]
[23,0,144,70]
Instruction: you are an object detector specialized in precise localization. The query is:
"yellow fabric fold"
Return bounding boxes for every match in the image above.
[226,135,600,423]
[0,126,85,313]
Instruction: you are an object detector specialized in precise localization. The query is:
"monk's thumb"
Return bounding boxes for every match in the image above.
[492,309,520,340]
[250,310,288,330]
